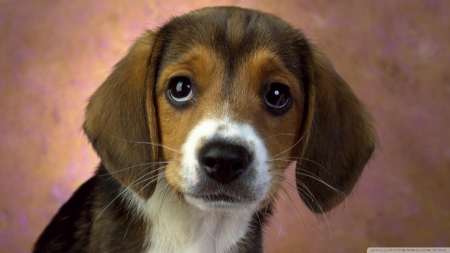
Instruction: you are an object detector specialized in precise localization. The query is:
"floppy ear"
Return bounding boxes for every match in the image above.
[83,30,160,200]
[296,44,377,213]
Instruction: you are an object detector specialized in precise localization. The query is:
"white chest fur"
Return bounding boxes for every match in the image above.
[125,180,255,253]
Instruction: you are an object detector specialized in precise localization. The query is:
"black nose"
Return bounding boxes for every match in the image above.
[199,141,251,184]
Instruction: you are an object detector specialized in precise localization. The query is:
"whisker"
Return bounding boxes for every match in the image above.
[205,214,218,242]
[272,173,327,230]
[269,157,330,174]
[111,136,182,154]
[93,190,126,227]
[123,216,136,239]
[264,190,283,236]
[296,181,332,239]
[273,191,284,236]
[280,185,325,240]
[255,210,263,231]
[271,165,346,199]
[271,131,307,159]
[160,182,172,212]
[102,161,170,176]
[133,172,165,190]
[94,165,167,227]
[296,173,346,199]
[263,133,297,141]
[269,169,334,238]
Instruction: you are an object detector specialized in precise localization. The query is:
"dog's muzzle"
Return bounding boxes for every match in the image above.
[179,119,270,211]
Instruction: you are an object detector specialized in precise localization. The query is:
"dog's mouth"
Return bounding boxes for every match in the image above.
[192,193,239,202]
[183,192,254,211]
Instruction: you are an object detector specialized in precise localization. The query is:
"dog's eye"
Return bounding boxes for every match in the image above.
[265,83,291,111]
[168,76,193,102]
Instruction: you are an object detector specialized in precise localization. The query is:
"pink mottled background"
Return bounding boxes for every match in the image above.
[1,1,449,252]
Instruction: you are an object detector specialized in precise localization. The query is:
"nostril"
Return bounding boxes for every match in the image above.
[230,161,244,173]
[202,157,218,170]
[199,141,251,184]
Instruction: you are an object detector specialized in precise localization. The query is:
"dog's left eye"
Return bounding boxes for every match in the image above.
[168,76,193,102]
[265,83,291,111]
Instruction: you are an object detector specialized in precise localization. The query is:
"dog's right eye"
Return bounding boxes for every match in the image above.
[264,82,292,115]
[168,76,194,103]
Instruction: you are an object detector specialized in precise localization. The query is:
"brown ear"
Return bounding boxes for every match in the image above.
[83,31,160,200]
[296,45,377,213]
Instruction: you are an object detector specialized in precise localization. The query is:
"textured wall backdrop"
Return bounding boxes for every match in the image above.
[1,1,449,252]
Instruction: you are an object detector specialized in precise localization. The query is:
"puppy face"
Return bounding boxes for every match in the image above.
[156,47,304,211]
[83,6,376,215]
[154,12,307,211]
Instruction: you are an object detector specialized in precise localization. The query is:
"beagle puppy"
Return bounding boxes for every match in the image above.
[34,6,376,253]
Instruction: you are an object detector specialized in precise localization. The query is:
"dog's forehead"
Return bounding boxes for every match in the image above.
[157,7,309,78]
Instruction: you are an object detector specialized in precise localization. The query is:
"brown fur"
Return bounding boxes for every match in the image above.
[83,30,160,200]
[34,6,376,253]
[297,45,377,212]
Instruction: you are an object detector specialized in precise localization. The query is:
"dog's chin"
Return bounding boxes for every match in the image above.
[183,194,260,212]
